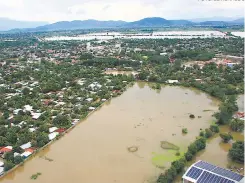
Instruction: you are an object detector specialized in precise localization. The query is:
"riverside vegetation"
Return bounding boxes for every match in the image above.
[0,32,244,182]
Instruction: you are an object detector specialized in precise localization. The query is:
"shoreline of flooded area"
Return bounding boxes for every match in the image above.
[0,82,223,183]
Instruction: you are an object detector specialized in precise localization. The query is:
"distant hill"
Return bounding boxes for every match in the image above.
[197,18,244,26]
[2,17,244,32]
[0,17,48,31]
[231,18,244,24]
[30,19,127,31]
[126,17,170,27]
[189,17,241,22]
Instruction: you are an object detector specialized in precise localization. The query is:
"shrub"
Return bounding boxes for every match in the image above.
[205,128,213,138]
[185,151,193,161]
[188,143,198,155]
[229,141,244,163]
[199,131,205,137]
[195,137,206,151]
[171,158,186,173]
[14,155,24,164]
[182,128,188,134]
[189,114,195,118]
[220,133,233,143]
[175,151,180,156]
[210,124,219,133]
[4,161,15,171]
[230,119,244,132]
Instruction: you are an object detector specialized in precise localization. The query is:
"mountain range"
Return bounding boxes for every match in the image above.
[1,17,244,32]
[0,18,48,31]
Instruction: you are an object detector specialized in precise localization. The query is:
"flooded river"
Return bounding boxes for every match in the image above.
[1,82,220,183]
[174,94,245,182]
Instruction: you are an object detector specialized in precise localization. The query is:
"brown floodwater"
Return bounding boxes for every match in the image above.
[1,82,219,183]
[174,95,245,183]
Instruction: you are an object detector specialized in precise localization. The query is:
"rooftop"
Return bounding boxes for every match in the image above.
[182,160,244,183]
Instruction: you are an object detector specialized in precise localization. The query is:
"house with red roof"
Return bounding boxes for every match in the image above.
[0,146,13,154]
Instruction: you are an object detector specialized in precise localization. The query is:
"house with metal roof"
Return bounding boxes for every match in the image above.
[182,160,244,183]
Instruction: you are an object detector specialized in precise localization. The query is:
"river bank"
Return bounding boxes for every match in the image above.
[0,82,219,183]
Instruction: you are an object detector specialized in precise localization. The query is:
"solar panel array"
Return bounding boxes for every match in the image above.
[184,161,244,183]
[186,167,203,180]
[212,167,244,182]
[197,171,235,183]
[194,161,217,171]
[194,161,244,182]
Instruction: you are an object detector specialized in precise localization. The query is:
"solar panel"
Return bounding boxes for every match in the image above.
[212,167,244,182]
[194,161,216,171]
[197,171,235,183]
[186,167,203,180]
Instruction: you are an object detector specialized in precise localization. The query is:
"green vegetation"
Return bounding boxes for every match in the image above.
[30,172,42,180]
[230,118,244,132]
[157,137,206,183]
[204,128,213,138]
[210,124,220,133]
[0,31,243,178]
[229,141,244,163]
[160,141,179,150]
[182,128,188,134]
[220,133,233,143]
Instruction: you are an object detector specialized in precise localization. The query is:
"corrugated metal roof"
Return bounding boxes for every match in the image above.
[183,160,244,183]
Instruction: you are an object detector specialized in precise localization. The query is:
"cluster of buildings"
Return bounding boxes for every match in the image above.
[183,56,243,69]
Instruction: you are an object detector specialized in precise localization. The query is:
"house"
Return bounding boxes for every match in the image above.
[0,146,13,154]
[72,119,80,125]
[167,80,179,84]
[25,148,35,154]
[31,112,42,120]
[48,132,59,141]
[0,161,4,167]
[55,128,66,133]
[29,128,36,132]
[89,107,96,110]
[49,127,58,133]
[20,142,32,150]
[0,167,3,175]
[13,109,22,115]
[182,160,244,183]
[233,112,245,120]
[14,152,20,157]
[23,105,33,112]
[21,151,32,158]
[85,98,93,102]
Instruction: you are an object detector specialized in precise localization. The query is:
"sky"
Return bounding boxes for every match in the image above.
[0,0,244,23]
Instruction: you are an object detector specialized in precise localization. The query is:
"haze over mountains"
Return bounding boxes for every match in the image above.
[0,17,244,32]
[0,18,48,31]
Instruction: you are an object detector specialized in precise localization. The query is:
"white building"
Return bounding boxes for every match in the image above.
[24,105,33,112]
[167,80,179,84]
[21,151,32,158]
[0,167,4,175]
[88,107,96,110]
[49,127,58,133]
[0,161,4,167]
[20,142,32,150]
[182,160,244,183]
[48,132,59,141]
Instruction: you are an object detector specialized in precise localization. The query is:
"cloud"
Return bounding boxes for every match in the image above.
[0,0,243,23]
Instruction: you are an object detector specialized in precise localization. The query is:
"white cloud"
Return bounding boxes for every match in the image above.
[0,0,243,22]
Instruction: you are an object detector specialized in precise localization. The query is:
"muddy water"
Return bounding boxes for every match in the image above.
[174,95,245,183]
[1,82,219,183]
